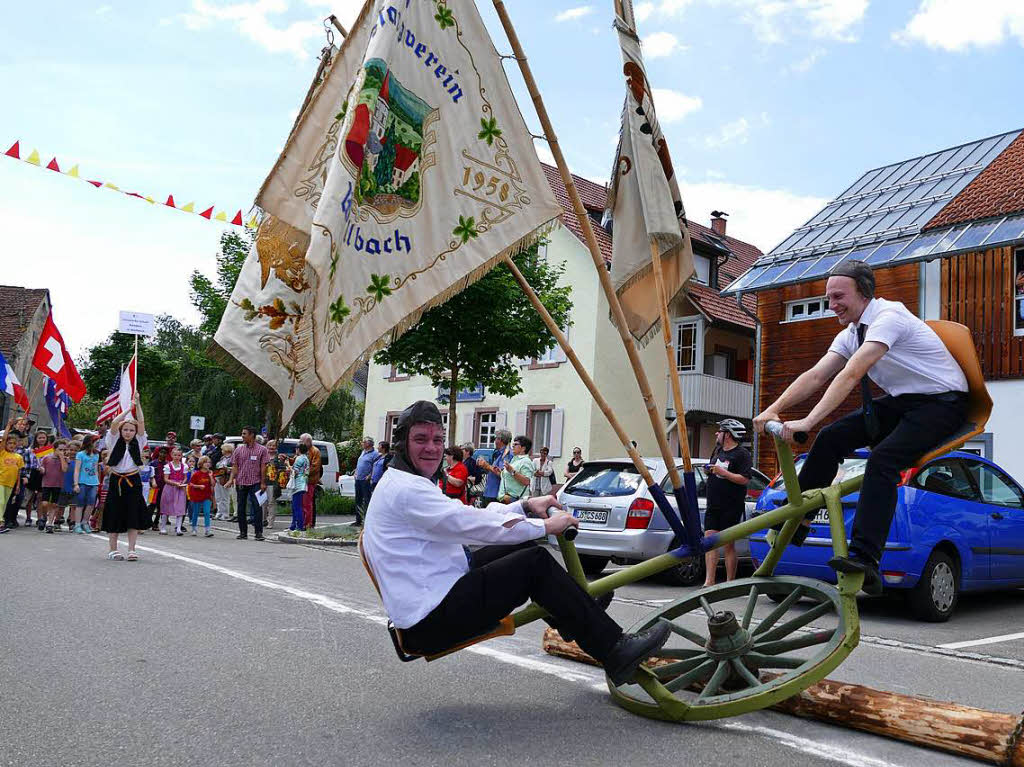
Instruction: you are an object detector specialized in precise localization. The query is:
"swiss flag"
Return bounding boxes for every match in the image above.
[31,314,86,403]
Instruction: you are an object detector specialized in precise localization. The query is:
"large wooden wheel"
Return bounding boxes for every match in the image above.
[607,576,860,721]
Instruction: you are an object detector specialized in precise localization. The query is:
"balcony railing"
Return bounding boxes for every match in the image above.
[674,372,753,419]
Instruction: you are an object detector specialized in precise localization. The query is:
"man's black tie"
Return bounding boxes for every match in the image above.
[857,323,880,441]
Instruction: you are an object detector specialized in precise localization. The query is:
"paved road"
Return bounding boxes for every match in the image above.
[2,519,1021,767]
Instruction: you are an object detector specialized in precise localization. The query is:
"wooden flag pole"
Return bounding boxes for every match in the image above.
[502,256,656,487]
[649,239,693,472]
[327,14,348,39]
[492,0,683,489]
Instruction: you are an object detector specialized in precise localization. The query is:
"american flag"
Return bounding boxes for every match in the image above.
[96,370,122,426]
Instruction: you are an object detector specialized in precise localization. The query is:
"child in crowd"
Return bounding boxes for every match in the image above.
[150,446,167,531]
[188,456,215,537]
[289,443,310,531]
[0,430,25,533]
[72,435,101,534]
[184,454,197,532]
[25,431,50,529]
[57,441,80,530]
[160,447,188,535]
[93,451,109,533]
[40,440,68,533]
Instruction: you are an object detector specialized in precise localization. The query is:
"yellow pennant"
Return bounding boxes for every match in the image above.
[144,196,155,204]
[67,164,80,178]
[26,149,41,165]
[181,201,195,213]
[104,182,120,190]
[246,214,259,229]
[214,210,228,222]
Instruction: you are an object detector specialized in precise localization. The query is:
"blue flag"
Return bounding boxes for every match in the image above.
[45,377,71,438]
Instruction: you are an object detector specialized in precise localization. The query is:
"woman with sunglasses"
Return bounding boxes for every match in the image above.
[563,447,584,483]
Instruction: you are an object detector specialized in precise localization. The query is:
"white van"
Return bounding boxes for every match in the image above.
[223,437,349,499]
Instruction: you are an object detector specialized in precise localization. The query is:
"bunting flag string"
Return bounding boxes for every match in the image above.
[3,139,259,230]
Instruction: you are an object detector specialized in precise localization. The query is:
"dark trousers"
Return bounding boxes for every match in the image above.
[798,393,966,563]
[236,484,263,537]
[4,488,22,525]
[354,479,371,522]
[402,543,623,662]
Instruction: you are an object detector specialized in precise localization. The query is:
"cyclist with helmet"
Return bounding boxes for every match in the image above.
[703,418,752,587]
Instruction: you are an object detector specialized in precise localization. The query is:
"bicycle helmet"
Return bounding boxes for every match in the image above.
[717,418,746,440]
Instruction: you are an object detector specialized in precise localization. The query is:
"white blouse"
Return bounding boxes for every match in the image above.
[104,429,149,474]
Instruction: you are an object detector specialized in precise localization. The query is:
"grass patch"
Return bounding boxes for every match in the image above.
[287,524,360,541]
[317,492,356,516]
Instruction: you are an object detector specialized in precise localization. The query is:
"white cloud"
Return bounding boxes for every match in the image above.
[643,31,685,58]
[95,5,113,15]
[555,6,594,22]
[652,0,867,42]
[650,88,703,123]
[634,2,655,22]
[896,0,1024,51]
[788,46,826,73]
[705,117,749,148]
[679,181,828,253]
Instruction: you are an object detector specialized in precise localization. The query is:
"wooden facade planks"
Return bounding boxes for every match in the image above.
[755,263,920,476]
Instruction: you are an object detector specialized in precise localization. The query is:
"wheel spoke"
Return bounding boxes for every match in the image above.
[659,617,708,648]
[740,583,759,629]
[752,586,804,636]
[696,660,731,700]
[730,658,761,688]
[652,654,712,680]
[664,658,717,692]
[745,652,807,670]
[756,600,834,644]
[755,629,834,656]
[698,596,716,618]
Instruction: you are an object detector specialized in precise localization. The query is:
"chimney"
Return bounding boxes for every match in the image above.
[711,210,728,236]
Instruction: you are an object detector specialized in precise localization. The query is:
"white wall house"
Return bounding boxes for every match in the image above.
[362,167,763,470]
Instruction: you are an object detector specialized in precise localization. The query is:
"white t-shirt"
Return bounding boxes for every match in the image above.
[103,429,149,474]
[827,297,968,397]
[362,467,545,629]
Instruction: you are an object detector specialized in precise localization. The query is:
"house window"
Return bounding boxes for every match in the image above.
[693,255,710,286]
[384,413,401,442]
[387,364,411,382]
[477,411,498,449]
[1014,248,1024,336]
[528,407,553,453]
[675,320,699,372]
[784,295,835,323]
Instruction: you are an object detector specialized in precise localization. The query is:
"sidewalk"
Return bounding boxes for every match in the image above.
[209,513,359,536]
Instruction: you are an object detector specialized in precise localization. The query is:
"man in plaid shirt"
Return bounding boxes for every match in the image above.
[228,426,269,541]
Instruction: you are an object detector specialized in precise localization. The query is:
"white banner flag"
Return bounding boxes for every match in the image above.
[296,0,562,399]
[607,0,695,343]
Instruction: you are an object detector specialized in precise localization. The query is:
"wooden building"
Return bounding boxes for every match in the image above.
[724,129,1024,477]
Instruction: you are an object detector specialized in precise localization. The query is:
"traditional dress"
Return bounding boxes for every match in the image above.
[101,429,150,533]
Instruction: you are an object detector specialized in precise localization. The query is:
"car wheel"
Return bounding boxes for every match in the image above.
[577,555,610,576]
[659,555,706,587]
[909,550,959,622]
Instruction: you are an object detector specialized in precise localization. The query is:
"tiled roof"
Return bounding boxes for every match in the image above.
[0,285,48,359]
[925,131,1024,230]
[540,163,762,329]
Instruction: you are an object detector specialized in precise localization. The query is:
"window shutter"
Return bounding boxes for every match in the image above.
[549,409,564,457]
[495,411,508,430]
[382,364,391,379]
[514,409,527,438]
[460,414,474,443]
[377,416,387,442]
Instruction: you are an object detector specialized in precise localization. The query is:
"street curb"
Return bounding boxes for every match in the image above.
[274,530,358,547]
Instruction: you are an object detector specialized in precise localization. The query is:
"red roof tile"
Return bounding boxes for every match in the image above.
[926,131,1024,229]
[0,285,48,359]
[688,282,757,330]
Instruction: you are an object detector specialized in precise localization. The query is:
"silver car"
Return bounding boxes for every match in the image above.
[555,458,770,586]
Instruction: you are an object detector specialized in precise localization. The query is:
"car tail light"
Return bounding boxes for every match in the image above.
[898,467,920,487]
[625,498,655,529]
[882,570,906,584]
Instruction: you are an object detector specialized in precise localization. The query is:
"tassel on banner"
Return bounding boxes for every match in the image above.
[4,141,19,159]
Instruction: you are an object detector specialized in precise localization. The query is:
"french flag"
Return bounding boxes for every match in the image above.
[0,351,30,413]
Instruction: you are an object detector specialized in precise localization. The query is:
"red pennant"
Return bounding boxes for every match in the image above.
[230,210,243,226]
[4,141,20,159]
[165,195,176,208]
[198,206,214,219]
[45,157,60,172]
[126,192,144,199]
[87,180,103,187]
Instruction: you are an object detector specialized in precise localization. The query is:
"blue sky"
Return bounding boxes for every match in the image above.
[3,0,1023,356]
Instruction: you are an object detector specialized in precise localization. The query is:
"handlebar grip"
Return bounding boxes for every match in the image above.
[765,420,808,445]
[563,526,578,541]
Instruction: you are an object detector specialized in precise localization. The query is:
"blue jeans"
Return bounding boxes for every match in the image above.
[290,490,306,530]
[190,499,211,529]
[74,484,98,508]
[235,485,263,537]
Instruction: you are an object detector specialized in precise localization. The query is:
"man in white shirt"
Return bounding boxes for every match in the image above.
[754,260,968,594]
[363,401,670,685]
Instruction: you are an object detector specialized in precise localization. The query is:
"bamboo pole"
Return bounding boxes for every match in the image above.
[649,239,692,472]
[502,257,655,487]
[542,629,1024,766]
[327,14,348,38]
[492,0,682,489]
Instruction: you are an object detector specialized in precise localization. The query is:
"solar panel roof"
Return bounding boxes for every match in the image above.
[723,129,1023,295]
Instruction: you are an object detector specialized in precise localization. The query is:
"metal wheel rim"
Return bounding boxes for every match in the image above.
[607,576,855,721]
[930,562,956,613]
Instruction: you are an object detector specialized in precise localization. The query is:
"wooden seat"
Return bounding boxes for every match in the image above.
[357,533,514,663]
[913,320,992,467]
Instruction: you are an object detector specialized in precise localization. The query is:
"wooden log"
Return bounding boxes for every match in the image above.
[542,629,1024,765]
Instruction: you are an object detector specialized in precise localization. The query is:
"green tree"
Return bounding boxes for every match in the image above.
[373,242,572,445]
[67,395,102,431]
[374,121,398,191]
[189,231,251,335]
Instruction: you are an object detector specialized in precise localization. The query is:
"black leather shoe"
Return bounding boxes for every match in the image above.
[828,555,883,595]
[236,534,247,540]
[254,535,265,541]
[604,621,671,686]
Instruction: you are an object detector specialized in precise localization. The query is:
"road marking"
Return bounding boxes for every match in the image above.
[938,631,1024,650]
[105,539,952,767]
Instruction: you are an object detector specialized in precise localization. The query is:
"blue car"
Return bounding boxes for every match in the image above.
[749,450,1024,621]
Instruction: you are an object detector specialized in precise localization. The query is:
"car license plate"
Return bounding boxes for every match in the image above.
[573,508,609,524]
[811,509,829,525]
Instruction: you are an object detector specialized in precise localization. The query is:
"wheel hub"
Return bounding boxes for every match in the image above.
[704,610,754,660]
